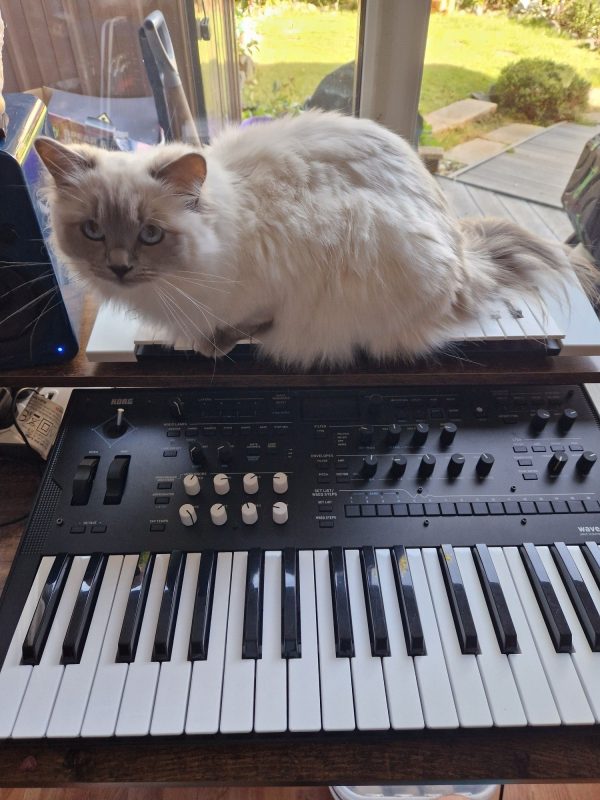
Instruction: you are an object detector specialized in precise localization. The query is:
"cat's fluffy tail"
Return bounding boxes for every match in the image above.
[458,217,598,312]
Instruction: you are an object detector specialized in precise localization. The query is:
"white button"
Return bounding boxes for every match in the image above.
[243,473,259,494]
[273,472,288,494]
[210,503,228,526]
[241,502,258,525]
[179,504,197,526]
[272,502,288,525]
[213,473,230,495]
[183,474,201,496]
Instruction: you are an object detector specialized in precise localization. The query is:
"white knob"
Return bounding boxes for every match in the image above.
[213,473,230,495]
[179,503,197,526]
[242,502,258,525]
[272,501,288,525]
[210,503,228,526]
[243,473,259,494]
[273,472,288,494]
[183,474,201,496]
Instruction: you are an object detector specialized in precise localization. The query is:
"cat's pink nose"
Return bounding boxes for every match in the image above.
[109,264,133,280]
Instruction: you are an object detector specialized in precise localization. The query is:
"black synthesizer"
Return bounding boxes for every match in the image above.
[1,384,600,739]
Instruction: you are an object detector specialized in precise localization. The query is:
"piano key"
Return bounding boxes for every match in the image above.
[189,549,217,660]
[488,302,525,339]
[422,549,492,728]
[391,545,425,656]
[186,552,232,734]
[406,549,458,729]
[12,556,89,738]
[473,543,518,654]
[504,546,593,725]
[345,549,390,729]
[520,542,572,653]
[281,547,301,659]
[47,555,122,737]
[523,298,564,340]
[455,548,526,727]
[242,548,264,660]
[254,551,287,733]
[438,544,479,654]
[360,546,390,657]
[488,548,560,725]
[22,553,71,665]
[551,542,600,651]
[508,301,545,339]
[150,553,199,735]
[152,551,186,662]
[61,553,107,664]
[288,550,322,732]
[220,551,256,733]
[375,549,424,730]
[329,547,354,658]
[0,557,54,737]
[314,549,355,731]
[116,552,155,662]
[115,554,169,736]
[582,541,600,590]
[477,308,503,339]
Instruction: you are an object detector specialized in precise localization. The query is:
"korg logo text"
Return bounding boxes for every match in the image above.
[111,398,133,406]
[578,526,600,534]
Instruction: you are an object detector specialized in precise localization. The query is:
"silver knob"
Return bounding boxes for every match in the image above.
[213,473,230,495]
[183,474,201,496]
[179,503,197,527]
[272,501,288,525]
[242,502,258,525]
[210,503,228,526]
[243,473,259,494]
[273,472,288,494]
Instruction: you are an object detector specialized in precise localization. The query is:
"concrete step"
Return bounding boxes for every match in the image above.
[483,122,545,144]
[424,98,497,134]
[445,137,505,166]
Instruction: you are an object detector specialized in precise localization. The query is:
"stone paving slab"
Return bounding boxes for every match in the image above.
[424,98,497,134]
[445,137,505,165]
[483,123,544,144]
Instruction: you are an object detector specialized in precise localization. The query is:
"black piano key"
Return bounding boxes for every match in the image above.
[189,550,217,661]
[22,554,72,665]
[583,541,600,590]
[473,543,519,654]
[520,542,573,653]
[281,547,301,659]
[242,548,265,659]
[360,546,390,657]
[438,544,479,654]
[152,551,187,662]
[116,552,155,663]
[391,545,426,656]
[329,547,354,658]
[61,553,107,664]
[551,542,600,651]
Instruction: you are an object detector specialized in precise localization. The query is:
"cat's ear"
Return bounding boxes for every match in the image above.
[35,137,95,187]
[151,152,207,196]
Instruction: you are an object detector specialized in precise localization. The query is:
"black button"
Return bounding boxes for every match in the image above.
[551,500,569,514]
[392,503,409,516]
[523,471,538,480]
[584,499,600,513]
[319,519,335,528]
[185,427,198,437]
[167,429,181,437]
[513,445,528,453]
[532,445,547,453]
[567,500,585,513]
[503,502,520,515]
[551,445,565,452]
[519,501,537,515]
[336,473,351,484]
[155,496,170,505]
[163,449,177,457]
[345,505,360,518]
[150,523,166,532]
[70,525,86,534]
[361,505,376,517]
[471,502,488,515]
[202,425,218,436]
[440,502,457,516]
[317,473,331,484]
[157,481,172,490]
[91,524,107,533]
[376,504,393,517]
[408,503,425,516]
[424,502,441,516]
[535,501,553,514]
[570,444,584,452]
[487,502,504,515]
[518,458,533,467]
[319,502,334,513]
[455,502,472,516]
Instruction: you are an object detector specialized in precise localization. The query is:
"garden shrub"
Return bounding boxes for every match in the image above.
[493,57,590,124]
[556,0,600,41]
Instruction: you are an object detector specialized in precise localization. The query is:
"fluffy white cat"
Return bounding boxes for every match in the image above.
[35,111,594,367]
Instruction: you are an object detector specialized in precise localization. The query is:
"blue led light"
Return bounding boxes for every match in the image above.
[56,346,64,353]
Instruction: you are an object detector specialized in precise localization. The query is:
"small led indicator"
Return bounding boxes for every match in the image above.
[56,346,64,353]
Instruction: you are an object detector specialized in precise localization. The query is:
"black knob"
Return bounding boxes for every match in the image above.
[418,454,436,479]
[386,424,402,446]
[358,425,374,446]
[559,408,578,432]
[577,451,597,476]
[548,452,568,476]
[412,423,429,447]
[476,453,494,477]
[531,408,550,433]
[389,455,407,479]
[447,453,465,478]
[217,442,234,467]
[440,422,457,447]
[367,394,384,418]
[360,455,378,479]
[189,443,207,467]
[169,397,185,421]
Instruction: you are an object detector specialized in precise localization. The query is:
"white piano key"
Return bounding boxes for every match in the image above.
[288,550,321,733]
[505,546,593,725]
[454,548,526,727]
[12,556,89,739]
[47,555,123,737]
[457,317,487,341]
[375,549,423,730]
[422,549,492,728]
[0,557,54,738]
[488,303,526,339]
[344,550,389,730]
[220,551,256,734]
[478,308,505,340]
[506,302,545,339]
[407,549,458,729]
[81,554,137,737]
[523,299,564,340]
[186,552,232,734]
[254,551,287,733]
[150,553,199,735]
[115,554,170,736]
[489,548,560,725]
[314,549,355,732]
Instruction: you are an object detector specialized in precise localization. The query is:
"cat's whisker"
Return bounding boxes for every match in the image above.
[169,270,238,283]
[166,275,231,295]
[0,287,58,328]
[0,272,55,301]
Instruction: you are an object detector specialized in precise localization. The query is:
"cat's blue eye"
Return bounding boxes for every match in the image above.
[139,224,164,245]
[81,220,104,241]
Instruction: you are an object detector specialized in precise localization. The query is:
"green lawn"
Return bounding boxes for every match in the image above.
[240,7,600,120]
